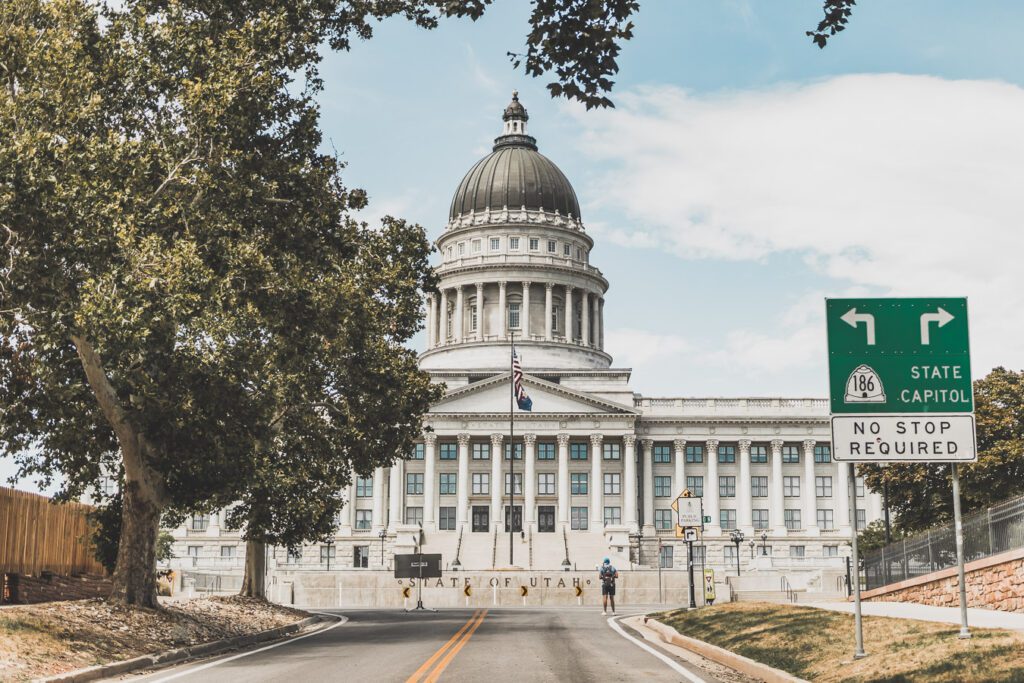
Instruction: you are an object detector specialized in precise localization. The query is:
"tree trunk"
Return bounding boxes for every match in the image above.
[240,539,267,599]
[109,478,162,608]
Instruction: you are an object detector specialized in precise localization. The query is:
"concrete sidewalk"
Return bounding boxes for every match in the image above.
[805,600,1024,631]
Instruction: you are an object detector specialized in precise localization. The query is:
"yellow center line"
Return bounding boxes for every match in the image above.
[423,609,488,683]
[406,610,481,683]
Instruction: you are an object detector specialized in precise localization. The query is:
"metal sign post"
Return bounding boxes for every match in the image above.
[848,463,866,658]
[951,463,971,638]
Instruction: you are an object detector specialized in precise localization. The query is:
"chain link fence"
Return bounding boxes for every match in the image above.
[863,494,1024,591]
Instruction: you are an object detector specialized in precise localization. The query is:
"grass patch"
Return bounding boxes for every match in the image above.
[654,602,1024,682]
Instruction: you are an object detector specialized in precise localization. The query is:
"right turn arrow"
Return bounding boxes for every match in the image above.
[920,307,955,345]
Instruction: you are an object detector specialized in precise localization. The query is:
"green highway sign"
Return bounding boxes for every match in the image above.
[826,298,972,414]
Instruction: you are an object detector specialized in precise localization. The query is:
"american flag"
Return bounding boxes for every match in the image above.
[512,348,533,411]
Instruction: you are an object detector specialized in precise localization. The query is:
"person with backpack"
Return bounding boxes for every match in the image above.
[599,557,618,615]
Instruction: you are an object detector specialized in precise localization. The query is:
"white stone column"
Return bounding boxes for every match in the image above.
[591,294,599,348]
[524,434,537,529]
[590,433,603,528]
[837,459,852,533]
[557,433,570,526]
[348,481,358,530]
[738,439,753,534]
[388,460,403,529]
[770,439,787,535]
[803,439,819,536]
[565,286,574,342]
[425,294,435,348]
[544,283,553,341]
[475,282,484,340]
[491,433,504,531]
[705,439,720,535]
[641,439,655,533]
[438,289,448,346]
[423,433,437,530]
[342,483,355,535]
[457,433,471,530]
[372,466,386,533]
[498,281,508,340]
[599,298,605,349]
[623,434,638,531]
[673,438,686,499]
[454,285,464,343]
[522,281,531,339]
[581,291,590,346]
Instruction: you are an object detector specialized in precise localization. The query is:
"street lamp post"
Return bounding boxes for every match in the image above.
[760,531,768,557]
[748,540,755,559]
[377,529,387,569]
[729,529,744,576]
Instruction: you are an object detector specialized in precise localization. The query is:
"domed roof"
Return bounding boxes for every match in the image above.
[449,93,581,221]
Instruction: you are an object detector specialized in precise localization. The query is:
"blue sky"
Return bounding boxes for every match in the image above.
[321,1,1024,398]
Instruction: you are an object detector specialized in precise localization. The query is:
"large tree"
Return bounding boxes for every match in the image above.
[860,367,1024,534]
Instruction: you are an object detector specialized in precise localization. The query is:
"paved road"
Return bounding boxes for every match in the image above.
[119,607,733,682]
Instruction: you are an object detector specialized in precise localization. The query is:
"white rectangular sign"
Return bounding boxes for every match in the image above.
[831,414,977,462]
[677,497,702,527]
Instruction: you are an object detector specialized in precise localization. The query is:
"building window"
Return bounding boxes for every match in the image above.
[446,306,453,338]
[724,545,737,562]
[355,510,371,530]
[507,302,521,329]
[405,507,423,526]
[750,445,768,463]
[654,509,673,530]
[472,443,490,460]
[685,445,703,464]
[439,473,457,495]
[529,237,539,251]
[719,476,736,498]
[287,548,302,564]
[823,545,839,557]
[510,237,520,250]
[603,473,621,495]
[504,443,524,460]
[356,476,373,497]
[659,545,674,569]
[458,242,465,256]
[571,507,588,530]
[446,246,453,260]
[490,237,500,250]
[720,509,737,530]
[320,545,336,564]
[220,545,235,558]
[782,445,800,464]
[718,445,736,464]
[570,472,588,495]
[470,303,478,332]
[576,247,583,260]
[504,473,523,495]
[856,509,867,531]
[752,509,769,530]
[653,445,671,463]
[686,476,703,498]
[563,243,571,257]
[691,545,707,564]
[751,476,768,498]
[472,473,489,495]
[191,514,210,532]
[815,476,833,498]
[604,507,621,525]
[784,509,802,530]
[551,304,560,333]
[472,239,481,253]
[537,443,555,460]
[406,473,424,495]
[538,473,556,495]
[783,476,800,497]
[856,477,866,498]
[603,443,620,460]
[790,545,806,558]
[439,443,457,460]
[570,443,588,460]
[547,239,556,253]
[411,444,424,460]
[817,509,834,530]
[814,444,832,463]
[354,545,369,568]
[654,476,672,498]
[439,507,457,531]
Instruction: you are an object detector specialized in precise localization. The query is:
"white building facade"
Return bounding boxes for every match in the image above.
[170,94,883,585]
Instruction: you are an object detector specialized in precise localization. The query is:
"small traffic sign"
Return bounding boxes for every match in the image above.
[702,516,712,524]
[831,414,976,462]
[674,495,703,527]
[826,298,972,414]
[683,528,698,542]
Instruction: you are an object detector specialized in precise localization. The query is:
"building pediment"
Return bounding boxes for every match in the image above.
[430,372,637,416]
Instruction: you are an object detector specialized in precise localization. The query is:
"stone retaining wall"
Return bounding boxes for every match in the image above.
[862,547,1024,613]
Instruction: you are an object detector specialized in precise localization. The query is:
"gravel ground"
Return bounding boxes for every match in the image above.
[0,595,309,682]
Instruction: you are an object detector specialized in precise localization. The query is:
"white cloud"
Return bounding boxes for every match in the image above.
[605,328,692,368]
[572,75,1024,377]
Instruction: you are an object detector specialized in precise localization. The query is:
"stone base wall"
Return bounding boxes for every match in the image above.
[862,548,1024,613]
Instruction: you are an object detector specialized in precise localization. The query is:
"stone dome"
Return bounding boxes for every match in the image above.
[448,93,581,222]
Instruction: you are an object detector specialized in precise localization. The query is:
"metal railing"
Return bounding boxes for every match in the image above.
[863,493,1024,591]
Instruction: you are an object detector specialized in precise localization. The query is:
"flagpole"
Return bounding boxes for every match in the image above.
[510,331,515,567]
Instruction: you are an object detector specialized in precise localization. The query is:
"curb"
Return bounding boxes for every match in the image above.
[644,617,808,683]
[37,614,336,683]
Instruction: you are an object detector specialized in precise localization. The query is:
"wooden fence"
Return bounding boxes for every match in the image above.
[0,487,107,576]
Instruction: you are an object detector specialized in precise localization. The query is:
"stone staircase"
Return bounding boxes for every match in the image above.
[492,529,530,568]
[530,530,568,569]
[454,529,496,570]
